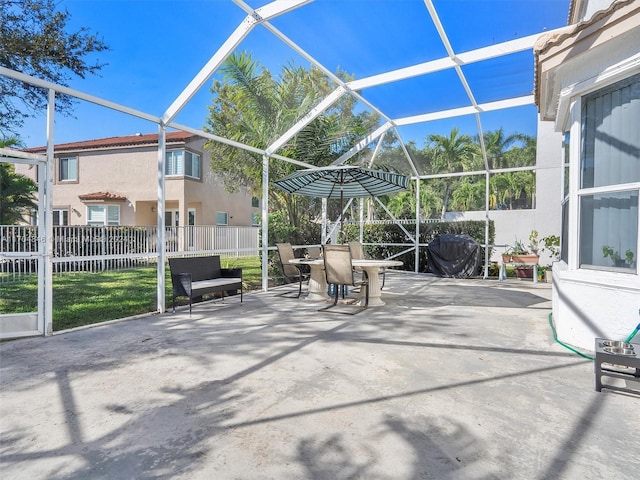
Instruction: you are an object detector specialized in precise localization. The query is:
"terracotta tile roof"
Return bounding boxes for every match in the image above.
[78,191,128,202]
[23,131,197,154]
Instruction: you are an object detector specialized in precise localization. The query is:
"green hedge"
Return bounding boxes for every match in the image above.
[342,220,495,273]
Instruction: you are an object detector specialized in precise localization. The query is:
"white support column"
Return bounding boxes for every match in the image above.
[261,154,270,291]
[157,126,167,313]
[42,89,55,336]
[484,171,490,279]
[415,177,420,273]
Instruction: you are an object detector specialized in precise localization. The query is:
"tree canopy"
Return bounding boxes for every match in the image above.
[204,52,379,237]
[0,136,37,224]
[0,0,109,135]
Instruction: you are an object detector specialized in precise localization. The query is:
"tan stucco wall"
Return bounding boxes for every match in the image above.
[15,137,259,227]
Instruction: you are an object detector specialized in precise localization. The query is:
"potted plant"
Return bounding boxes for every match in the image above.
[510,239,539,264]
[509,239,539,279]
[536,265,546,282]
[529,230,539,255]
[541,234,560,282]
[602,245,636,268]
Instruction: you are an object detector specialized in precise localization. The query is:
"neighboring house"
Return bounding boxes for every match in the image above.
[18,131,260,229]
[535,0,639,349]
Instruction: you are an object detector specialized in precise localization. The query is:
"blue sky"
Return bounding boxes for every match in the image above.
[18,0,571,149]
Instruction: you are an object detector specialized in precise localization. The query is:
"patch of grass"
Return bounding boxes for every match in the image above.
[0,257,264,331]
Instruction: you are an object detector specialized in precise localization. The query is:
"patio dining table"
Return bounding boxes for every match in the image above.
[289,257,403,306]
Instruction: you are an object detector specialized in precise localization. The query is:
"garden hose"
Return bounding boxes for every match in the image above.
[548,313,594,360]
[625,323,640,343]
[548,315,640,360]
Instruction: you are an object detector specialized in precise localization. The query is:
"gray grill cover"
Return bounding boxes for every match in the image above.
[427,234,481,278]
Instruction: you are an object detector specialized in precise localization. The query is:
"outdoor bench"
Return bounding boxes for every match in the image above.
[169,255,243,314]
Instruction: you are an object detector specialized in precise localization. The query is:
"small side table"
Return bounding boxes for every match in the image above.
[499,260,538,283]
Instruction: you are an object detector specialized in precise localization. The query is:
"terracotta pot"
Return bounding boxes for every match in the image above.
[515,266,533,279]
[501,254,511,262]
[511,254,539,264]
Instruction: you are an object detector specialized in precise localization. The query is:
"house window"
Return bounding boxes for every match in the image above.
[579,192,638,270]
[166,150,201,179]
[580,73,640,189]
[252,212,260,226]
[59,157,77,181]
[87,205,120,226]
[53,209,69,226]
[251,196,259,208]
[165,210,179,227]
[216,211,228,225]
[578,74,639,271]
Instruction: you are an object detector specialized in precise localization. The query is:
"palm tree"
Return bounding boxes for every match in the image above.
[480,128,523,169]
[1,136,38,224]
[386,181,440,220]
[425,128,478,219]
[205,52,376,231]
[451,177,484,211]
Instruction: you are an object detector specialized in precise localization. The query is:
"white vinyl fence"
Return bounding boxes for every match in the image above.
[0,225,260,283]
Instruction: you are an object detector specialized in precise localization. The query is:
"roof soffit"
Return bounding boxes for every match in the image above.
[534,0,638,118]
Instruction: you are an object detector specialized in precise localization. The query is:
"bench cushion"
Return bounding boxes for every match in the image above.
[192,277,242,291]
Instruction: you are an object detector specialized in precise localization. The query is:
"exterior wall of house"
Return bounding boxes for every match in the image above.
[16,135,259,228]
[536,1,640,350]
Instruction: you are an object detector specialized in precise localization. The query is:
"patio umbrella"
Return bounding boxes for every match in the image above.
[273,165,409,240]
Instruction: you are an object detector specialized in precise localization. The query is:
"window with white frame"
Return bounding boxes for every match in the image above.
[165,150,201,179]
[578,73,639,272]
[59,156,77,181]
[560,132,570,263]
[216,211,228,225]
[87,205,120,226]
[53,209,69,226]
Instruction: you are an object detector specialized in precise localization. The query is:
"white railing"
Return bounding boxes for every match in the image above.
[0,225,260,282]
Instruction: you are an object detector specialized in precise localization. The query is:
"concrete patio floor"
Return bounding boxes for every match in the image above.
[1,272,639,479]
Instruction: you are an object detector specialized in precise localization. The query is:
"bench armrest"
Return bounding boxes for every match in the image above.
[171,272,192,296]
[221,267,242,279]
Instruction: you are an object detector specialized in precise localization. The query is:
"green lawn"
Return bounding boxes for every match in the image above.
[0,257,264,331]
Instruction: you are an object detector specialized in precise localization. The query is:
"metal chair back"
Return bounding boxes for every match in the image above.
[321,244,369,313]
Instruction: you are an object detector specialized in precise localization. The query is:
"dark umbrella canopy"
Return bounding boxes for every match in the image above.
[272,165,408,199]
[273,165,409,241]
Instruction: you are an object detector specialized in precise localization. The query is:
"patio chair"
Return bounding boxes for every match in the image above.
[306,245,322,259]
[348,241,386,289]
[276,243,310,298]
[320,244,369,314]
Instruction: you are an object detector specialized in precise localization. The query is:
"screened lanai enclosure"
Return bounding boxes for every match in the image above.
[1,0,577,337]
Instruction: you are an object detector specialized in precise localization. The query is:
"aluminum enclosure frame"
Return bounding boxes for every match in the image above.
[0,0,565,336]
